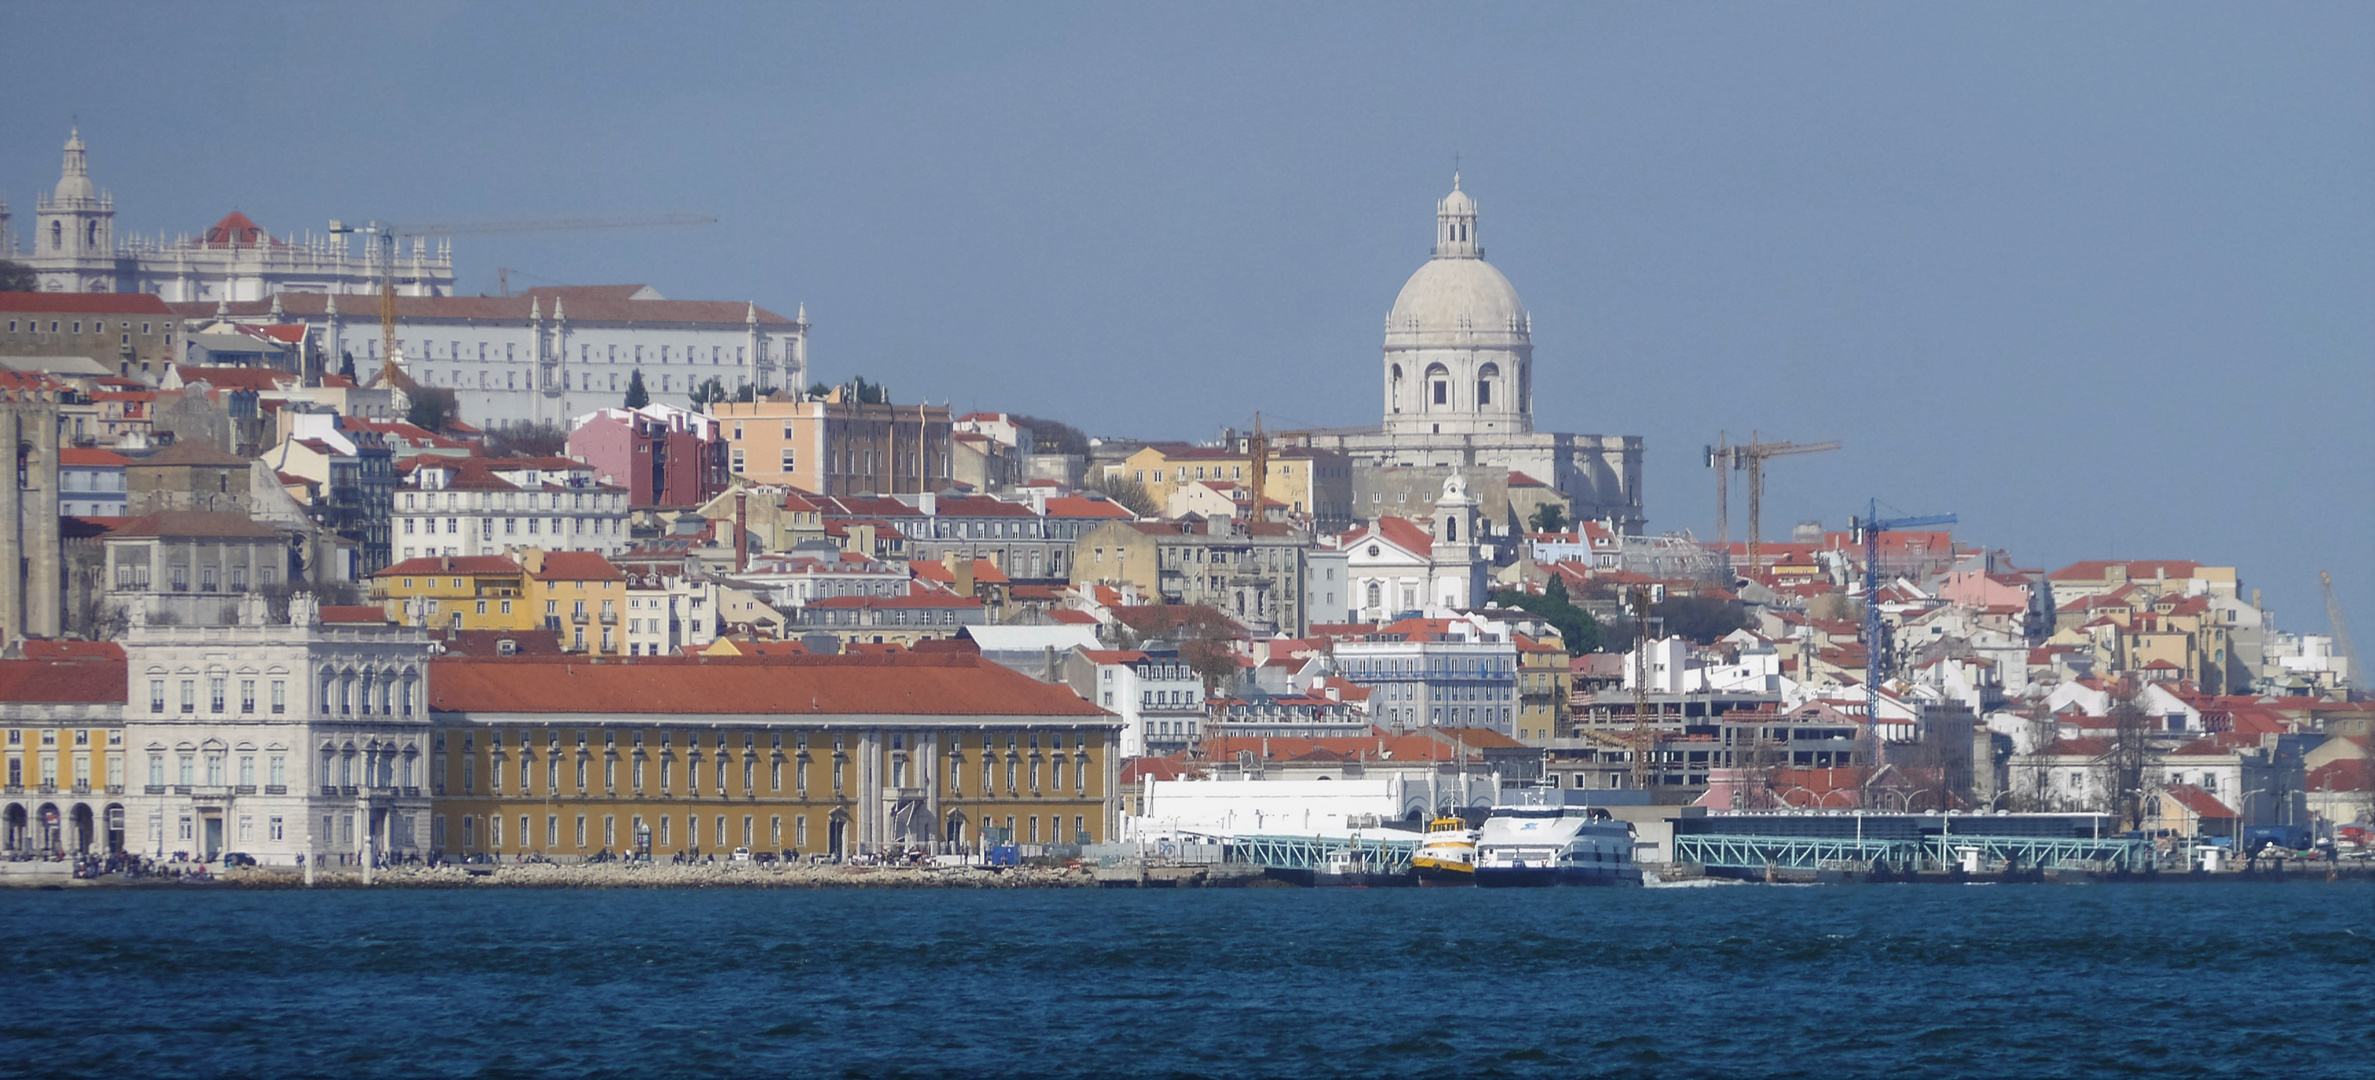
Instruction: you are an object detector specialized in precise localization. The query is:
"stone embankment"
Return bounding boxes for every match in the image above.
[202,861,1096,890]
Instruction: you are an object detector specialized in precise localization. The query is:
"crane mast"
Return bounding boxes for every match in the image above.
[2323,571,2360,697]
[1850,499,1956,791]
[1708,431,1839,574]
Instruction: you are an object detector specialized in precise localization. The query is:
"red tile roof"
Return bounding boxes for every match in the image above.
[104,511,280,539]
[2159,783,2235,820]
[377,555,524,578]
[58,449,131,467]
[0,292,174,314]
[0,658,126,703]
[2048,560,2205,582]
[529,552,624,582]
[320,606,393,624]
[18,641,124,661]
[429,653,1113,717]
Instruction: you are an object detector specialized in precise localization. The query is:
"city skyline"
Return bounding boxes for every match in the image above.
[3,2,2367,626]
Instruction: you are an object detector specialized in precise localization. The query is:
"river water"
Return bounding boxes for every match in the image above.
[3,881,2368,1077]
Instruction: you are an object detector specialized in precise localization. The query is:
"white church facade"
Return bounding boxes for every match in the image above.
[6,129,455,302]
[1304,176,1644,535]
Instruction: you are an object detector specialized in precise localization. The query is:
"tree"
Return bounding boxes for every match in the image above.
[484,421,569,458]
[687,376,729,408]
[850,376,890,404]
[1090,471,1158,516]
[1010,414,1090,457]
[1655,594,1750,644]
[2104,677,2155,832]
[733,383,757,403]
[1528,503,1566,534]
[807,381,831,397]
[406,387,459,434]
[0,260,36,293]
[624,368,650,409]
[1111,605,1241,691]
[338,351,357,380]
[1491,577,1601,656]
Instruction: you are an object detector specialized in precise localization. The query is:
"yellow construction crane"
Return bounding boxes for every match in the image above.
[1246,412,1270,522]
[330,213,717,387]
[1706,430,1840,573]
[2323,572,2360,696]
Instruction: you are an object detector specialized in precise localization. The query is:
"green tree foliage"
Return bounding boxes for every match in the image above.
[1528,503,1566,534]
[0,261,36,292]
[338,351,357,380]
[733,383,757,403]
[624,368,650,409]
[687,376,729,408]
[850,376,890,404]
[1655,594,1750,644]
[406,387,459,434]
[1010,414,1090,457]
[1491,576,1600,655]
[484,421,568,458]
[1110,604,1240,691]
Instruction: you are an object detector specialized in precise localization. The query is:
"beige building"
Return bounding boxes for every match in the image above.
[1071,518,1314,635]
[1116,444,1352,530]
[713,389,952,497]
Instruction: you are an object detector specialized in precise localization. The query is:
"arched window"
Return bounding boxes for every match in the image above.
[1477,362,1499,408]
[51,222,63,250]
[1444,516,1459,543]
[86,221,99,247]
[1425,363,1450,408]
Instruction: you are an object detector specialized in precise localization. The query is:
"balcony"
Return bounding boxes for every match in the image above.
[234,785,257,795]
[264,784,288,795]
[571,610,589,624]
[144,784,166,795]
[599,611,617,625]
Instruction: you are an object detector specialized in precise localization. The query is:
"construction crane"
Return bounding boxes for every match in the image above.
[1706,431,1840,574]
[1246,412,1269,523]
[1628,585,1662,790]
[1850,499,1956,783]
[329,213,717,387]
[2323,572,2360,697]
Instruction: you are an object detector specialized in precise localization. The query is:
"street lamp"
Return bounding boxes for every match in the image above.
[2236,788,2273,855]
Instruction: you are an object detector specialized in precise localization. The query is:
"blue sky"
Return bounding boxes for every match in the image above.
[6,2,2370,632]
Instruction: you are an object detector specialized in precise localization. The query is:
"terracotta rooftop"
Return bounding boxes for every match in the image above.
[429,653,1113,718]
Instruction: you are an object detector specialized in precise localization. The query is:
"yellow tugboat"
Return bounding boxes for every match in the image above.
[1411,814,1478,886]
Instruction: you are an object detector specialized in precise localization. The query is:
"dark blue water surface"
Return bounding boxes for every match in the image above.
[2,881,2369,1078]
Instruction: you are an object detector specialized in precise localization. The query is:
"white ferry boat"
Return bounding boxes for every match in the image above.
[1474,803,1642,888]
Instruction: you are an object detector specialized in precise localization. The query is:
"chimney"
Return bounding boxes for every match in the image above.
[734,490,750,573]
[945,552,975,598]
[918,491,937,516]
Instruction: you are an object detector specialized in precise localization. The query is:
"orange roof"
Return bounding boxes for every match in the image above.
[0,658,127,703]
[319,606,392,624]
[377,555,523,578]
[18,641,124,661]
[58,448,131,467]
[429,653,1113,718]
[529,552,624,582]
[2048,559,2204,582]
[0,291,173,314]
[2159,783,2235,820]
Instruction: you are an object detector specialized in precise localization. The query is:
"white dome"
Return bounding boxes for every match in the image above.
[1386,256,1529,339]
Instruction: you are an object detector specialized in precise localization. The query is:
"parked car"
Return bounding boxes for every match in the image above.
[221,852,258,868]
[730,847,752,863]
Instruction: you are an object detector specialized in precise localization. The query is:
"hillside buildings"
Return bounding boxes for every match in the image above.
[10,129,455,301]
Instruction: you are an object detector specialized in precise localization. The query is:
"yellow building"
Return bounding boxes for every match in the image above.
[424,650,1122,857]
[1117,444,1354,529]
[1514,633,1571,745]
[711,389,953,497]
[0,647,129,856]
[371,555,534,632]
[519,550,627,656]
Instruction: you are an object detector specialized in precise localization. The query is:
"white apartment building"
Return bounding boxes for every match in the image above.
[1065,646,1207,757]
[122,592,436,866]
[190,287,807,428]
[728,549,909,609]
[1332,616,1520,735]
[623,575,719,657]
[396,457,630,562]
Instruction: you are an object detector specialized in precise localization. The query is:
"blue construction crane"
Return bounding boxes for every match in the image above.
[1849,500,1957,777]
